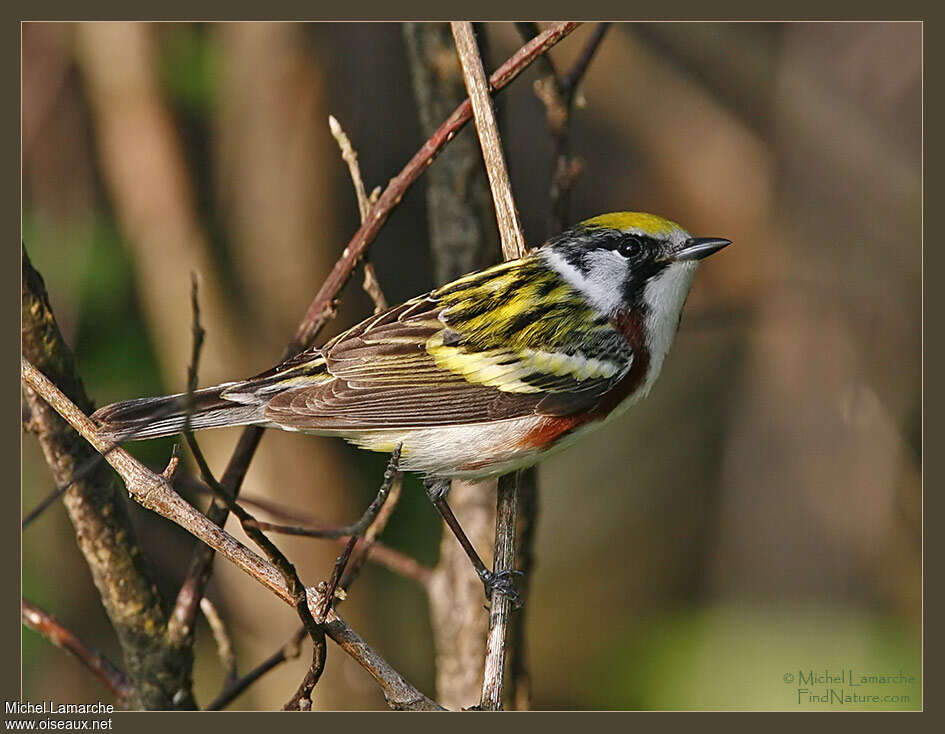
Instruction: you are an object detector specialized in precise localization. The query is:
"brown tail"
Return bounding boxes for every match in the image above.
[91,383,266,441]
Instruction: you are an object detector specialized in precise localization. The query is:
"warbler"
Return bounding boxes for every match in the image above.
[93,211,730,599]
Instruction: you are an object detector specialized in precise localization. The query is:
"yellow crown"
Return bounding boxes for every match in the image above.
[581,211,683,237]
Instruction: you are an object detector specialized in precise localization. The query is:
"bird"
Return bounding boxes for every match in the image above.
[93,211,730,601]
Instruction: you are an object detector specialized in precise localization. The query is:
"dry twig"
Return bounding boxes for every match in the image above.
[450,21,528,710]
[21,358,443,711]
[518,22,611,233]
[244,517,433,588]
[451,22,527,262]
[329,114,388,313]
[200,598,237,687]
[340,470,404,590]
[22,600,133,702]
[207,627,306,711]
[21,251,196,710]
[319,447,402,618]
[481,472,520,710]
[179,282,327,710]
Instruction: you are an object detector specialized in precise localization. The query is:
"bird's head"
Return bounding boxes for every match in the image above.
[539,211,731,318]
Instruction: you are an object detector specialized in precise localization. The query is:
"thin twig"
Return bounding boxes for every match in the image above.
[184,473,426,587]
[293,21,578,350]
[450,21,526,711]
[21,357,443,711]
[168,425,263,646]
[329,114,389,314]
[451,22,527,261]
[21,250,196,710]
[174,478,314,524]
[362,264,388,314]
[207,627,306,711]
[329,114,371,221]
[345,532,432,588]
[22,599,133,702]
[514,23,560,84]
[179,284,327,709]
[520,22,611,235]
[340,470,403,590]
[320,446,402,616]
[561,22,611,102]
[282,649,323,711]
[200,598,238,686]
[480,473,520,710]
[247,519,370,540]
[167,24,579,648]
[244,516,432,587]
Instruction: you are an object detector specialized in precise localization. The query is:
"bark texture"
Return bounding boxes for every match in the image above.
[21,251,196,710]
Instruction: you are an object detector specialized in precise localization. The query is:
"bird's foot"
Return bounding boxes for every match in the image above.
[478,568,523,610]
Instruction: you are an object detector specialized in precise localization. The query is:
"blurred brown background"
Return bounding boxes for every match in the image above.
[21,22,921,710]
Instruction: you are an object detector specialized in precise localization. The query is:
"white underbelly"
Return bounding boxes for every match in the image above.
[348,417,549,478]
[284,409,619,479]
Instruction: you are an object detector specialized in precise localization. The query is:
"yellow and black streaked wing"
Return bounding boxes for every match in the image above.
[259,256,633,431]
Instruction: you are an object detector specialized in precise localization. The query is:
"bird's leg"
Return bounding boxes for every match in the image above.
[424,478,522,608]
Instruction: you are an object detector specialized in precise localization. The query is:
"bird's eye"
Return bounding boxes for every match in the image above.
[618,236,643,258]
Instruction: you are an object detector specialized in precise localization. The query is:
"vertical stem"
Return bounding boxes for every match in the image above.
[450,22,529,710]
[450,22,527,260]
[405,22,497,710]
[508,467,537,708]
[479,473,519,710]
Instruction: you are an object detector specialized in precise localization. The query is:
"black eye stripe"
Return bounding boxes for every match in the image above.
[544,225,667,284]
[576,228,662,257]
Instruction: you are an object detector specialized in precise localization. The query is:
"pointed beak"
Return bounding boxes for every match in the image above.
[675,237,732,262]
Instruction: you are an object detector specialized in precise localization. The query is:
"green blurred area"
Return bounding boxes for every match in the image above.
[593,605,920,710]
[21,22,921,710]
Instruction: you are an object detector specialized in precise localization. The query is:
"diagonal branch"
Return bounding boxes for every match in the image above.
[21,250,196,710]
[292,21,578,350]
[207,627,306,711]
[22,599,133,702]
[180,280,327,710]
[22,358,443,711]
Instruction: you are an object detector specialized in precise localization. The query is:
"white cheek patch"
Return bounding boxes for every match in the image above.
[542,248,627,314]
[642,261,698,369]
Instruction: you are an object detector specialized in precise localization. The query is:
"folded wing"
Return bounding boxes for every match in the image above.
[263,258,632,431]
